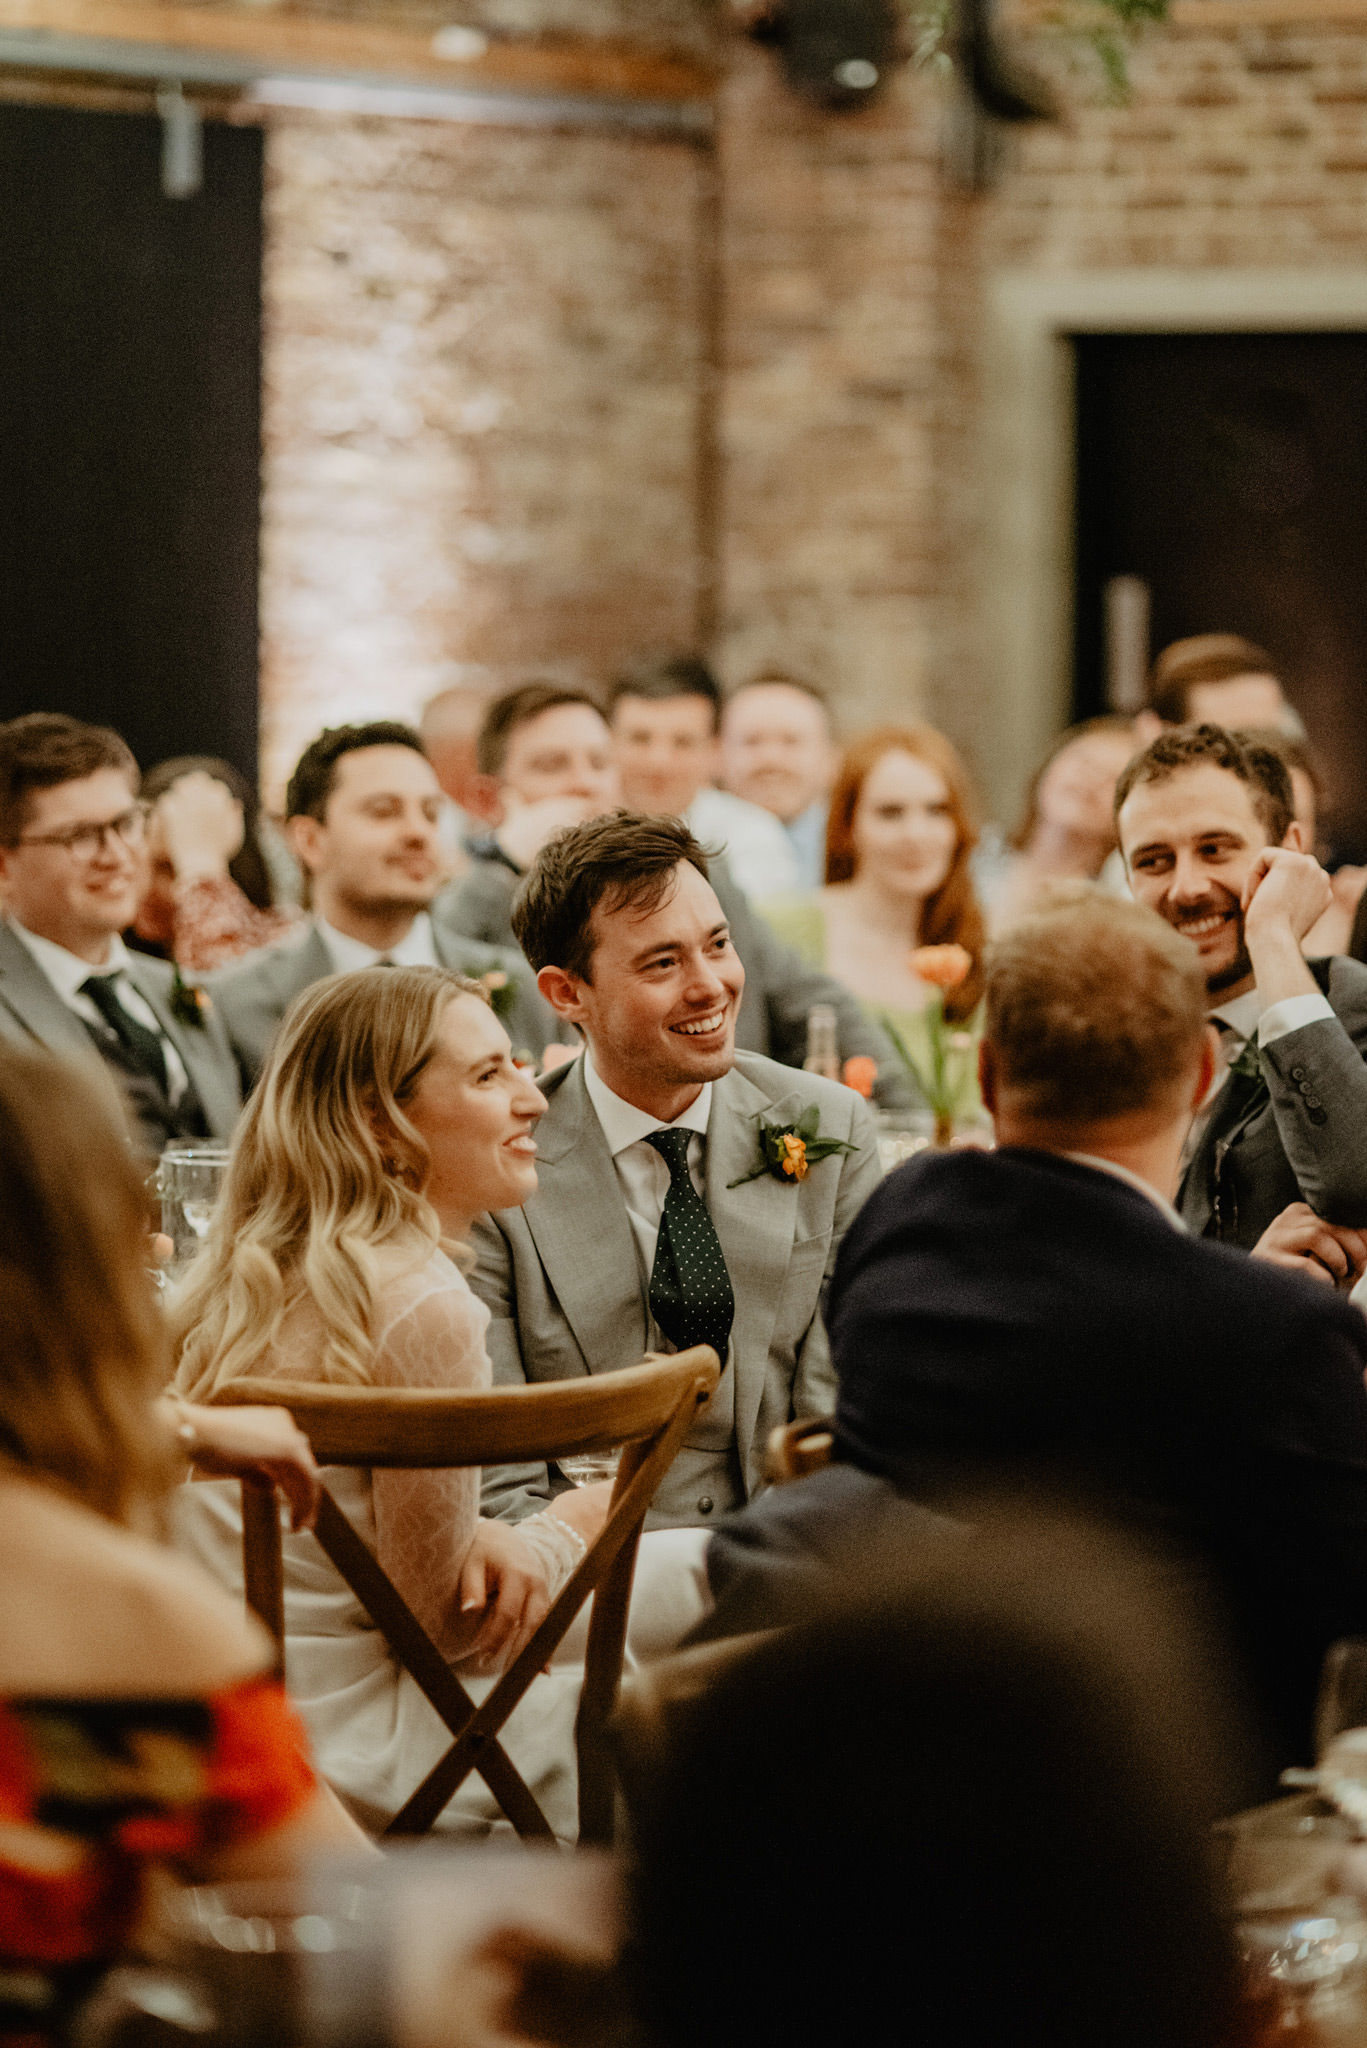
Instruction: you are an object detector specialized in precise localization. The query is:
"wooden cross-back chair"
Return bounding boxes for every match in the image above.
[209,1346,720,1846]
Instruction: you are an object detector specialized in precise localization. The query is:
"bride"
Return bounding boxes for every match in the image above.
[170,965,621,1838]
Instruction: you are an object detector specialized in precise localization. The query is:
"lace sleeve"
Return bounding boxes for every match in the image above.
[171,874,303,976]
[368,1269,490,1661]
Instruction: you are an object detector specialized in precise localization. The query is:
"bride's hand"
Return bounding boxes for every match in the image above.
[457,1520,551,1670]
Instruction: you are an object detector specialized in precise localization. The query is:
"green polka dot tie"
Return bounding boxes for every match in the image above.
[645,1128,735,1366]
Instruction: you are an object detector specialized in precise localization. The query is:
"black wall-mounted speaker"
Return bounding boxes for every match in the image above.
[746,0,905,108]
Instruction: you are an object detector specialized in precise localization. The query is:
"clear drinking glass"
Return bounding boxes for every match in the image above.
[1311,1639,1367,1833]
[157,1142,231,1269]
[558,1448,620,1487]
[1220,1804,1367,2029]
[74,1872,386,2048]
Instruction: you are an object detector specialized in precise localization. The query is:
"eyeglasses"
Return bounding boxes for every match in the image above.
[17,803,149,859]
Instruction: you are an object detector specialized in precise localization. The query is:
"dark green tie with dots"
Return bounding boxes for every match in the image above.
[645,1127,735,1366]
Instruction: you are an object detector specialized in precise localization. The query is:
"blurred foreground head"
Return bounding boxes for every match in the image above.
[0,1043,170,1525]
[623,1511,1243,2048]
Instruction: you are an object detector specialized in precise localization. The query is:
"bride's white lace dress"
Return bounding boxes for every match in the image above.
[173,1245,708,1839]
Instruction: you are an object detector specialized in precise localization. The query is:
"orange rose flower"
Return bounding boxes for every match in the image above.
[780,1133,809,1180]
[910,943,973,992]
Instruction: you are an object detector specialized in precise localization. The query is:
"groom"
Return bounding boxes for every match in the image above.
[470,811,881,1529]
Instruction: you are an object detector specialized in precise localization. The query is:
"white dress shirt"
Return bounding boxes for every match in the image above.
[316,912,441,974]
[687,787,801,901]
[582,1053,721,1358]
[7,919,189,1101]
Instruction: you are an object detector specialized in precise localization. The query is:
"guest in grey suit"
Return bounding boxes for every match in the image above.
[212,721,554,1086]
[1117,723,1367,1250]
[439,682,912,1109]
[0,714,241,1153]
[470,811,882,1531]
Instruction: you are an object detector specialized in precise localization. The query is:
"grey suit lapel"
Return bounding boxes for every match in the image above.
[0,924,104,1062]
[521,1062,649,1371]
[286,926,337,1000]
[705,1066,802,1474]
[124,957,239,1140]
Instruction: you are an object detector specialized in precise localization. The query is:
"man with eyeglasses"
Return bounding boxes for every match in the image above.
[0,714,241,1153]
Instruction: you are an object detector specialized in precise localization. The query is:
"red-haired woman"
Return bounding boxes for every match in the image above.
[763,724,985,1119]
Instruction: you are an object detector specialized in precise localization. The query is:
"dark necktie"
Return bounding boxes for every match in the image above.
[644,1128,735,1366]
[80,973,170,1095]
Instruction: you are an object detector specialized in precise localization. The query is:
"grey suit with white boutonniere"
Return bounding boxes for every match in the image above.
[470,1050,881,1530]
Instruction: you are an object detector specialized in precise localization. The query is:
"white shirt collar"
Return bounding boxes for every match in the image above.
[316,912,438,974]
[583,1052,712,1158]
[1063,1151,1186,1232]
[1210,988,1263,1044]
[6,916,130,1001]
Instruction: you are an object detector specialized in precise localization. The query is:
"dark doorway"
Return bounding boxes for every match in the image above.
[1073,330,1367,856]
[0,100,262,784]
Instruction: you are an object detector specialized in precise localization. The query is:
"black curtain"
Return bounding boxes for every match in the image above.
[0,99,262,784]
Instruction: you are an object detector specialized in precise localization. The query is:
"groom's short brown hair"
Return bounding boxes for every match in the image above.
[512,811,712,983]
[984,889,1207,1124]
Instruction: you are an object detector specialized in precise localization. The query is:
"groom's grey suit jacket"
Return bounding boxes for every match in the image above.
[210,918,557,1088]
[469,1050,882,1529]
[0,922,242,1147]
[1180,954,1367,1249]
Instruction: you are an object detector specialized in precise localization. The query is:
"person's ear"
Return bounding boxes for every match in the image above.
[977,1038,999,1118]
[1282,818,1310,854]
[537,964,589,1026]
[287,812,325,875]
[1131,709,1163,747]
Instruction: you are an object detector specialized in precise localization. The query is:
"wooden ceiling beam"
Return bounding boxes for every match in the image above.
[0,1,717,105]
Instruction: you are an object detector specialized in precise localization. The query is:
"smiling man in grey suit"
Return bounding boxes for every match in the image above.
[212,722,554,1087]
[0,713,241,1153]
[471,811,882,1532]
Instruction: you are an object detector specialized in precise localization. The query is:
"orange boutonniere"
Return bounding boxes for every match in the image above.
[729,1106,859,1188]
[169,968,211,1030]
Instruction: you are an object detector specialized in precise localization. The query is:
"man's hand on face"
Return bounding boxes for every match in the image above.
[1250,1201,1367,1290]
[1242,846,1333,948]
[495,794,606,874]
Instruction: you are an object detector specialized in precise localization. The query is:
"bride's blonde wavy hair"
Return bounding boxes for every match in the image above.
[172,965,488,1402]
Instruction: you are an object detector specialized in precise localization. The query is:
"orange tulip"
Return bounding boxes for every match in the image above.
[842,1055,878,1100]
[910,943,973,991]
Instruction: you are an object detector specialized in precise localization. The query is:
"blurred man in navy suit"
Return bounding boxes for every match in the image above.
[703,889,1367,1766]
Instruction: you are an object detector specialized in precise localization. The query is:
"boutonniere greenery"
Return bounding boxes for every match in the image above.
[729,1105,858,1189]
[1227,1038,1265,1086]
[478,968,518,1023]
[169,967,211,1030]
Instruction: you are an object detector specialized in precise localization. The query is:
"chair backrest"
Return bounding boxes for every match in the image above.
[210,1347,719,1845]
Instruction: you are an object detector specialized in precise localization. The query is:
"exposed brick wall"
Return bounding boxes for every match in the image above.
[713,44,954,734]
[986,23,1367,269]
[259,110,706,800]
[253,11,1367,808]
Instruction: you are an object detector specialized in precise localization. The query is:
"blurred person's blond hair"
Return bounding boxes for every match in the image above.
[0,1045,175,1528]
[173,965,487,1401]
[984,889,1207,1126]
